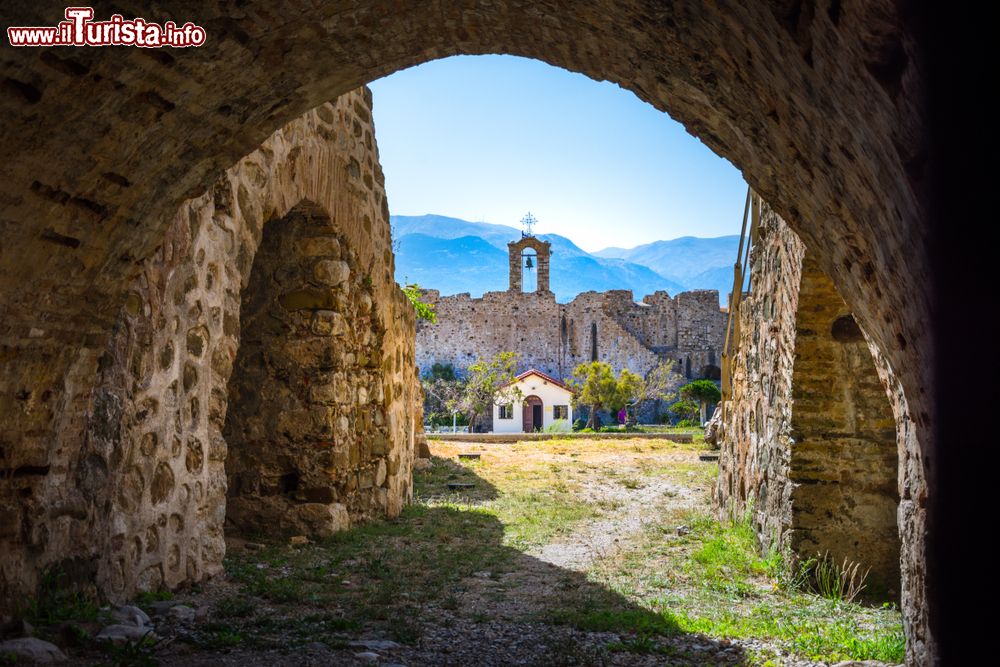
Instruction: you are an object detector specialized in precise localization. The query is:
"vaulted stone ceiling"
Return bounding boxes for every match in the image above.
[0,1,938,662]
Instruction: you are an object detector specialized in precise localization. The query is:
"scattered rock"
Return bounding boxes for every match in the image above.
[112,604,151,627]
[413,458,431,471]
[149,600,180,615]
[244,541,266,552]
[195,605,210,621]
[290,535,310,546]
[167,604,196,623]
[350,639,401,651]
[96,624,158,644]
[354,651,380,662]
[0,637,67,663]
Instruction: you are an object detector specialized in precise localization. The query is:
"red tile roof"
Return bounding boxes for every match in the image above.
[504,368,573,391]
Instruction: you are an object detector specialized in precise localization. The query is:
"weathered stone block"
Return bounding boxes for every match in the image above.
[311,310,346,336]
[313,260,350,287]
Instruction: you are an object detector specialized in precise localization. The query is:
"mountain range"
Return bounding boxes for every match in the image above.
[391,214,740,305]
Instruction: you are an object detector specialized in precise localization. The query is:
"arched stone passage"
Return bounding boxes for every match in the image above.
[716,201,901,601]
[0,2,936,660]
[0,91,421,609]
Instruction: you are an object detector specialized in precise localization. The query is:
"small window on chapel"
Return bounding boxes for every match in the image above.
[499,404,514,419]
[553,405,569,420]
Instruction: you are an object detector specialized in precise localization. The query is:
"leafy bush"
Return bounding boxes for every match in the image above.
[572,418,586,432]
[545,419,570,433]
[668,398,699,423]
[426,411,468,428]
[401,283,437,323]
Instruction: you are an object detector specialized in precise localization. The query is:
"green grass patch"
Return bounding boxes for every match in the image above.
[199,440,903,665]
[19,565,99,625]
[573,508,906,664]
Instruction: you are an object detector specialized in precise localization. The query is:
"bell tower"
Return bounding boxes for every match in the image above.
[508,213,552,293]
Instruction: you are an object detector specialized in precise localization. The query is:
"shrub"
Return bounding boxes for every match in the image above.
[545,419,570,433]
[668,398,699,423]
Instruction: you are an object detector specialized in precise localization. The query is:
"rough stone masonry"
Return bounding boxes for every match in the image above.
[715,200,901,597]
[417,233,728,387]
[0,89,423,609]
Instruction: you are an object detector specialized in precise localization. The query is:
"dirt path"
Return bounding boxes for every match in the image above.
[533,468,700,571]
[33,437,901,667]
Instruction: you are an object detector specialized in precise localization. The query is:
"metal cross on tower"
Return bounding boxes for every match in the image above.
[520,212,537,237]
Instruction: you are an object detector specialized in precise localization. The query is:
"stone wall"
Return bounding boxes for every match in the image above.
[716,201,900,592]
[224,204,407,537]
[715,203,805,552]
[0,4,939,659]
[416,288,725,386]
[788,257,900,593]
[0,90,421,611]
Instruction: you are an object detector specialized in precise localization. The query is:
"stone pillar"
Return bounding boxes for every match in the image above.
[508,244,522,292]
[537,246,551,293]
[223,204,378,538]
[788,257,900,594]
[716,201,900,596]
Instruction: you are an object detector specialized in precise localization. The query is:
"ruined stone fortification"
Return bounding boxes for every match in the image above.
[715,201,901,593]
[0,2,946,660]
[0,90,422,611]
[417,237,726,385]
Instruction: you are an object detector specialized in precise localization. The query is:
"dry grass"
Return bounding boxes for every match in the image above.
[92,436,903,666]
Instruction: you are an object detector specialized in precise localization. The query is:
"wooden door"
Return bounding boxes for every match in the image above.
[522,395,543,432]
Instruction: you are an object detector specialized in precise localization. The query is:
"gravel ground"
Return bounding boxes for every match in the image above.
[16,440,900,666]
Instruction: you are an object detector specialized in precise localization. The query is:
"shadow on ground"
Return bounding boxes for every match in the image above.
[415,454,500,501]
[21,457,748,666]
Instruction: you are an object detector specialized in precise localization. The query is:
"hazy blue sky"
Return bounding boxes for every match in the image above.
[369,55,747,253]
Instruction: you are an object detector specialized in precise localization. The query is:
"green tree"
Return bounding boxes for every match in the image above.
[400,282,436,323]
[454,352,522,431]
[680,379,722,425]
[567,361,625,430]
[618,361,682,424]
[421,363,463,428]
[668,398,700,424]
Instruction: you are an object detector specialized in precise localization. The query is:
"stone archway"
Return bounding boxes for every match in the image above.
[0,2,940,660]
[0,92,421,609]
[717,201,901,601]
[508,236,552,294]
